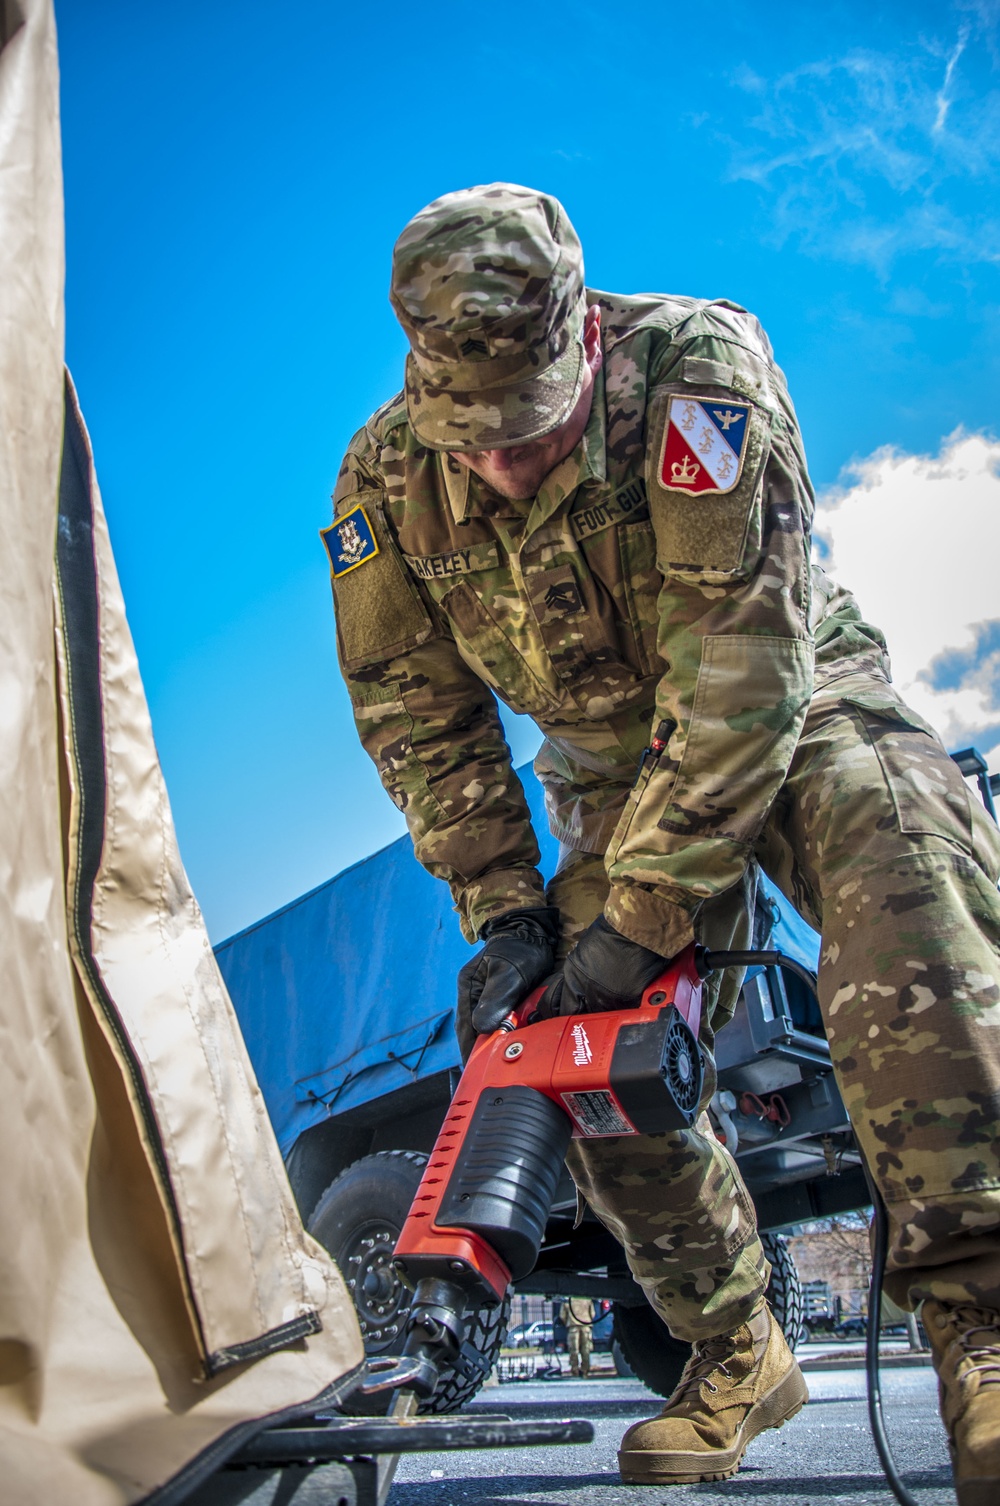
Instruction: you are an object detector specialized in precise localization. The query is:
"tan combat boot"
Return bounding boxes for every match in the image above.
[618,1300,808,1484]
[924,1300,1000,1506]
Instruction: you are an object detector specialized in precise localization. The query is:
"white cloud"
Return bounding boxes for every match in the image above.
[816,430,1000,773]
[724,18,1000,275]
[933,27,970,133]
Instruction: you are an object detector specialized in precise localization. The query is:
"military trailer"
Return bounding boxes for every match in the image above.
[216,757,999,1413]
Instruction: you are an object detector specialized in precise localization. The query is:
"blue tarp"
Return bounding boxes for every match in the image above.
[216,766,820,1158]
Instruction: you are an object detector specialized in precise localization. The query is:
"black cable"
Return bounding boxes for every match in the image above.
[699,947,818,996]
[560,1299,603,1326]
[863,1165,921,1506]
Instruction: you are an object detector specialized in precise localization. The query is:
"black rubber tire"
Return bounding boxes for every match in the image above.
[761,1231,804,1351]
[307,1149,509,1416]
[611,1231,805,1396]
[611,1303,692,1398]
[611,1338,635,1379]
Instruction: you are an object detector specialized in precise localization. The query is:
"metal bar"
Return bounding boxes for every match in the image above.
[513,1268,640,1301]
[753,1024,833,1067]
[749,1163,871,1229]
[233,1416,594,1466]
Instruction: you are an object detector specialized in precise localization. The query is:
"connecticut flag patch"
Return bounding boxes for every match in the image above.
[321,503,380,578]
[659,396,752,496]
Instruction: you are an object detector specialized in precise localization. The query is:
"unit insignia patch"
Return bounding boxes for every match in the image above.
[658,396,752,496]
[322,504,380,577]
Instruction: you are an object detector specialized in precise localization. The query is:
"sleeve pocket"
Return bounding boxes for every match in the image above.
[656,635,813,845]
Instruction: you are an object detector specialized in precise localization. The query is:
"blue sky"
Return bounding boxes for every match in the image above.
[56,0,1000,940]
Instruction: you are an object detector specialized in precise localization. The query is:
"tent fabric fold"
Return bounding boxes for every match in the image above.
[55,375,332,1377]
[1,4,363,1502]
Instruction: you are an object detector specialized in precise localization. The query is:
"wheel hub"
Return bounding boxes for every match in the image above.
[343,1222,408,1350]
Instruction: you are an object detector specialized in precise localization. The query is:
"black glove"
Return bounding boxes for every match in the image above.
[538,914,669,1017]
[456,906,560,1061]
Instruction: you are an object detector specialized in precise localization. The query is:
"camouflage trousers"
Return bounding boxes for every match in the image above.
[548,671,1000,1338]
[549,848,771,1343]
[566,1324,592,1375]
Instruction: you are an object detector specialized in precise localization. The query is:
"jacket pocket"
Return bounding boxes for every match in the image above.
[656,634,813,844]
[441,579,559,717]
[347,686,417,814]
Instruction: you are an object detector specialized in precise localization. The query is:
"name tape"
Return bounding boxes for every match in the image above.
[405,541,500,580]
[571,480,648,541]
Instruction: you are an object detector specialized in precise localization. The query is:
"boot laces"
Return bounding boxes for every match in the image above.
[675,1333,738,1398]
[941,1305,1000,1390]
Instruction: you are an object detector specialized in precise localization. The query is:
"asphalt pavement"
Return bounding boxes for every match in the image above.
[389,1363,955,1506]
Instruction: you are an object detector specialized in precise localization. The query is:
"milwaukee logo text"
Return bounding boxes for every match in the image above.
[571,1023,593,1067]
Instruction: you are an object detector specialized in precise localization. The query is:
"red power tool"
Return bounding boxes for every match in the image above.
[364,945,705,1401]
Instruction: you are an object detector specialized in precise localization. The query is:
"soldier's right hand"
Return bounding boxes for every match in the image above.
[456,906,561,1061]
[536,914,669,1017]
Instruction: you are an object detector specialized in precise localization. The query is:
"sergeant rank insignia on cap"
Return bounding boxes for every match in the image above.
[658,396,751,495]
[321,503,380,577]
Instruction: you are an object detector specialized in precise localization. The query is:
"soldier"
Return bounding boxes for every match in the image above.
[559,1298,596,1378]
[324,184,1000,1501]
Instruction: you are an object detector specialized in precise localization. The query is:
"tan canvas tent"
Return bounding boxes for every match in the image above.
[1,4,364,1501]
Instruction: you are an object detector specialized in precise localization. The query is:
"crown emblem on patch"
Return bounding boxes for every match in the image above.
[671,456,700,485]
[660,394,752,496]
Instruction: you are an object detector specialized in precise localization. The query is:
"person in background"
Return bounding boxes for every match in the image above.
[560,1298,595,1378]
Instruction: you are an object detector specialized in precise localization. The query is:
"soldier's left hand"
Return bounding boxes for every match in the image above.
[456,905,561,1059]
[537,915,670,1016]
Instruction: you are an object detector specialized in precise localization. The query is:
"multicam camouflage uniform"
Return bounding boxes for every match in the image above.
[560,1298,595,1376]
[325,186,1000,1341]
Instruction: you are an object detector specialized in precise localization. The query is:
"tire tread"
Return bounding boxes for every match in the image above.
[307,1148,507,1414]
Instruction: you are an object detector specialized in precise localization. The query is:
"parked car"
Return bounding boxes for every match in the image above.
[800,1279,836,1340]
[505,1320,555,1350]
[835,1316,867,1339]
[797,1318,837,1344]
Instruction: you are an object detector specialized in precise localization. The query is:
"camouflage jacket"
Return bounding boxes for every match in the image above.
[327,292,884,955]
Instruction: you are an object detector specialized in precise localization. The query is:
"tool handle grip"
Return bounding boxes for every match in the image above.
[508,942,702,1036]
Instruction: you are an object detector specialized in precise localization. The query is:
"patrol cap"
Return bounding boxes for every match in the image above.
[390,183,586,451]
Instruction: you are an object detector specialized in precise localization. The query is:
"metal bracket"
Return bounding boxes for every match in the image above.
[356,1354,433,1395]
[455,1340,492,1382]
